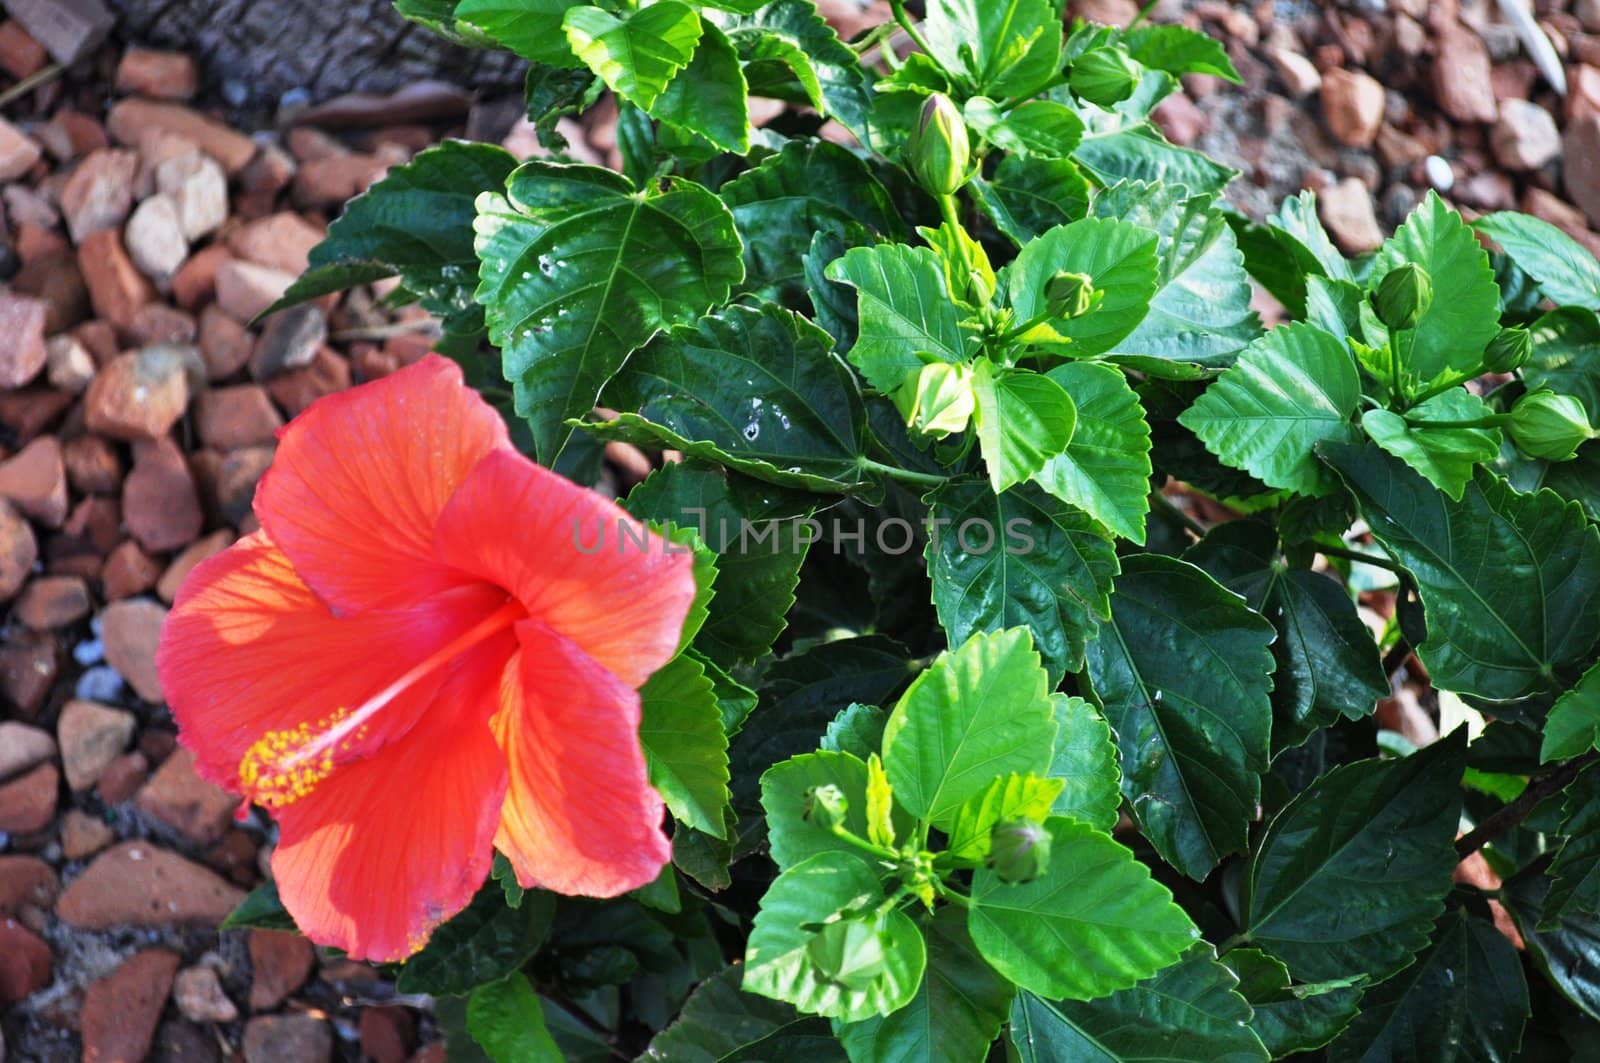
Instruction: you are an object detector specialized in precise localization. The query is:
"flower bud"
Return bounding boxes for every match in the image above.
[1482,327,1532,374]
[987,818,1052,884]
[806,917,888,991]
[1509,391,1595,462]
[899,361,975,438]
[1372,263,1433,332]
[1069,48,1140,107]
[803,785,849,831]
[907,94,971,196]
[1046,271,1096,320]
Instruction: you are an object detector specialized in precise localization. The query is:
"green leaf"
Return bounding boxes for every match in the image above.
[1542,661,1600,762]
[822,703,889,761]
[475,163,744,461]
[492,852,524,910]
[653,21,750,152]
[836,909,1013,1063]
[564,2,702,111]
[1074,123,1236,198]
[1178,322,1362,497]
[1010,946,1267,1063]
[882,628,1058,828]
[743,851,926,1022]
[1005,218,1160,356]
[1501,868,1600,1023]
[1241,733,1467,983]
[1084,554,1277,879]
[644,966,846,1062]
[1526,307,1600,423]
[721,139,903,305]
[1186,521,1386,749]
[969,817,1199,1000]
[945,773,1065,861]
[455,0,581,66]
[965,98,1083,159]
[923,0,1062,96]
[626,463,812,669]
[1093,184,1261,369]
[1474,212,1600,311]
[1371,191,1501,386]
[1032,361,1153,543]
[1045,694,1120,831]
[1221,949,1362,1057]
[220,882,297,932]
[972,364,1078,492]
[762,751,906,871]
[826,243,976,394]
[1328,910,1529,1063]
[1321,443,1600,702]
[1124,25,1242,81]
[591,303,868,493]
[1543,763,1600,928]
[398,883,556,996]
[722,0,874,139]
[970,155,1092,246]
[925,481,1118,684]
[1363,389,1503,501]
[640,654,731,838]
[468,974,561,1062]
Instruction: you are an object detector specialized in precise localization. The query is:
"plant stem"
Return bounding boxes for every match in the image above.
[827,825,899,863]
[0,63,64,110]
[1455,751,1600,859]
[886,0,934,57]
[1151,491,1206,539]
[1401,414,1511,430]
[1215,932,1250,956]
[1318,543,1404,573]
[859,457,949,488]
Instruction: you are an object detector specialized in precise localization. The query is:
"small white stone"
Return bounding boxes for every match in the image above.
[1424,155,1455,192]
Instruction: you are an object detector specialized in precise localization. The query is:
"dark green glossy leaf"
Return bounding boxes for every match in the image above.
[220,881,297,932]
[1543,763,1600,928]
[821,703,888,761]
[1474,212,1600,311]
[468,973,562,1062]
[1542,661,1600,763]
[654,22,751,153]
[398,884,556,996]
[1363,389,1503,501]
[1221,949,1362,1057]
[722,0,874,139]
[1502,869,1600,1022]
[564,2,703,111]
[1525,307,1600,423]
[644,966,846,1062]
[1074,123,1236,198]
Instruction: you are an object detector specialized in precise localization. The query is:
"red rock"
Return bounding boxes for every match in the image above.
[0,292,48,389]
[1321,68,1385,148]
[78,229,158,336]
[0,631,56,717]
[135,747,237,845]
[57,699,137,790]
[139,728,177,765]
[286,126,348,163]
[1434,21,1499,124]
[59,148,139,243]
[172,244,230,311]
[101,597,169,701]
[0,21,47,80]
[198,304,256,380]
[205,828,258,887]
[1493,98,1562,172]
[116,48,199,101]
[36,108,107,162]
[253,304,328,379]
[0,116,42,180]
[157,150,228,242]
[0,389,72,443]
[60,808,115,859]
[107,99,257,175]
[0,918,51,1002]
[57,842,245,926]
[241,143,297,199]
[0,854,58,914]
[14,576,91,629]
[85,347,191,441]
[268,347,350,416]
[409,1044,447,1063]
[0,761,55,832]
[102,539,161,600]
[157,529,233,603]
[0,500,38,602]
[12,249,91,334]
[1565,113,1600,226]
[1152,91,1207,146]
[126,193,189,289]
[244,1014,333,1063]
[62,435,122,496]
[174,965,238,1024]
[228,213,325,277]
[0,436,67,526]
[293,152,388,209]
[216,260,297,325]
[1320,177,1385,254]
[80,949,181,1063]
[74,320,120,364]
[129,303,200,348]
[194,385,284,451]
[14,220,66,263]
[359,1007,417,1063]
[95,751,148,804]
[248,930,316,1011]
[123,438,203,553]
[216,447,273,525]
[0,721,55,781]
[58,494,121,559]
[46,335,96,393]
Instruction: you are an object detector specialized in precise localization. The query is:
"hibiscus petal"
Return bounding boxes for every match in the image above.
[156,531,509,790]
[269,637,511,962]
[434,448,696,688]
[493,618,670,897]
[255,354,510,614]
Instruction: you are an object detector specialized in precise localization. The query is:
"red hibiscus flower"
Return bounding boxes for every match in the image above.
[156,355,695,961]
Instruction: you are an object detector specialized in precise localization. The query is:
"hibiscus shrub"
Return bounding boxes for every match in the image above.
[212,0,1600,1058]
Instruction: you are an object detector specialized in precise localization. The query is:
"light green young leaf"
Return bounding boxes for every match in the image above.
[1322,443,1600,702]
[1032,361,1153,543]
[969,817,1199,1000]
[882,628,1058,829]
[1178,322,1361,497]
[826,243,976,394]
[475,163,743,461]
[1542,661,1600,762]
[1046,694,1120,832]
[721,0,874,139]
[965,98,1084,159]
[455,0,581,66]
[743,851,926,1022]
[972,363,1078,493]
[822,703,889,761]
[1005,217,1160,356]
[922,0,1062,97]
[640,654,731,838]
[468,974,562,1063]
[1083,554,1277,880]
[970,155,1092,246]
[865,754,896,849]
[1362,389,1503,501]
[652,21,750,152]
[762,751,878,871]
[1241,732,1467,983]
[1124,24,1242,82]
[1475,211,1600,311]
[945,773,1065,861]
[1074,123,1237,197]
[564,2,703,111]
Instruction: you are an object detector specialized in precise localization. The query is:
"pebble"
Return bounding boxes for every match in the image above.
[103,540,162,600]
[1565,113,1600,225]
[0,116,41,180]
[0,22,46,81]
[0,631,57,716]
[0,291,48,388]
[80,949,181,1063]
[216,447,275,526]
[0,435,67,526]
[78,228,158,334]
[85,346,191,441]
[358,1006,416,1063]
[248,929,316,1011]
[101,597,170,701]
[0,917,51,1002]
[123,437,204,553]
[58,700,136,790]
[106,99,258,175]
[0,762,57,832]
[1434,21,1499,124]
[46,334,96,393]
[0,854,58,915]
[115,48,199,101]
[228,212,325,276]
[195,385,285,450]
[94,749,147,803]
[15,576,92,629]
[1321,68,1385,148]
[216,260,296,323]
[59,147,139,243]
[126,192,190,289]
[0,722,55,781]
[12,250,89,336]
[57,842,246,927]
[243,1014,333,1063]
[1492,99,1562,172]
[1268,47,1321,99]
[0,500,39,602]
[174,965,239,1024]
[60,808,115,859]
[252,303,327,378]
[158,529,234,602]
[1319,176,1386,254]
[136,747,239,845]
[158,150,230,242]
[268,348,350,416]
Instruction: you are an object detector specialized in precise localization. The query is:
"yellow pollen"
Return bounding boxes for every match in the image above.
[238,709,354,808]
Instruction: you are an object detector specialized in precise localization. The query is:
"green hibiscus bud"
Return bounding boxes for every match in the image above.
[803,784,849,831]
[1045,270,1096,319]
[806,917,888,991]
[1509,391,1595,462]
[1372,263,1433,332]
[1482,326,1532,374]
[907,93,971,196]
[898,361,975,438]
[987,817,1052,883]
[1069,47,1140,107]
